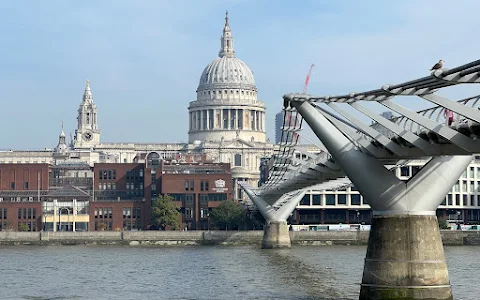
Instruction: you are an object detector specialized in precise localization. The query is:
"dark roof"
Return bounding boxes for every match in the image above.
[46,185,91,198]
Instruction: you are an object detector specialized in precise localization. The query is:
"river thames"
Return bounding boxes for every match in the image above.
[0,245,478,300]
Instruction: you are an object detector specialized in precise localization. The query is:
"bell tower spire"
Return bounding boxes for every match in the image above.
[219,10,235,58]
[74,79,101,148]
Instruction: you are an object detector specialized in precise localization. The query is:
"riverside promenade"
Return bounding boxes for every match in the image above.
[0,230,479,246]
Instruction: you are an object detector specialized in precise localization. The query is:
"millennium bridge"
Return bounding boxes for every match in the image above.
[240,59,480,300]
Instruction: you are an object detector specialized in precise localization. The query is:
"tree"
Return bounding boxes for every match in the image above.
[18,223,29,232]
[438,219,449,230]
[210,200,245,230]
[151,194,181,230]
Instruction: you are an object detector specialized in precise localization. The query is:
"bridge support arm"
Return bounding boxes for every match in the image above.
[290,99,473,299]
[240,184,307,249]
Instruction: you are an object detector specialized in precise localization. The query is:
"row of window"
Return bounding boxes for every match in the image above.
[442,194,480,207]
[298,193,480,207]
[184,208,210,219]
[123,207,141,219]
[126,169,143,180]
[400,166,480,179]
[18,208,36,220]
[98,183,117,190]
[18,221,36,232]
[169,193,228,202]
[200,89,256,97]
[8,182,30,190]
[94,207,113,219]
[94,220,141,231]
[98,170,117,180]
[300,194,363,206]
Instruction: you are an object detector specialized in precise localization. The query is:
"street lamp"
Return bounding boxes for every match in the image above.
[456,211,462,230]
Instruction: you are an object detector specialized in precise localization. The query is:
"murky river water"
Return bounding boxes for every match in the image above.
[0,245,478,299]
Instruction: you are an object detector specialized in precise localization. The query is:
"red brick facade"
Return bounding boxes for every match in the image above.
[160,162,232,230]
[0,164,49,191]
[0,161,232,231]
[0,164,48,231]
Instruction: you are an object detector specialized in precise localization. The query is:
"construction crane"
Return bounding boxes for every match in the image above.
[284,64,315,145]
[302,63,315,94]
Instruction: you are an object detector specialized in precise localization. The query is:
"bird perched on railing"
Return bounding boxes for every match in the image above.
[430,60,445,71]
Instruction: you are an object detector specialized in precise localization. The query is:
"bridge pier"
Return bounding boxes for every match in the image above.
[292,99,473,299]
[360,214,451,300]
[240,186,306,249]
[262,221,291,249]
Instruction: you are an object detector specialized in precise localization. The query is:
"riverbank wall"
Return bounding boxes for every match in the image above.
[0,230,479,246]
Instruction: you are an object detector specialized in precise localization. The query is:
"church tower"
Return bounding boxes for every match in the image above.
[74,80,100,148]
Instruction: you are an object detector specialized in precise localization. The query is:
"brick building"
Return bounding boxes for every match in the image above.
[159,161,232,230]
[0,160,232,231]
[92,163,146,231]
[0,164,49,231]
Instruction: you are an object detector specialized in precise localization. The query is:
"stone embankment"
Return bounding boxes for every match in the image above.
[0,230,478,246]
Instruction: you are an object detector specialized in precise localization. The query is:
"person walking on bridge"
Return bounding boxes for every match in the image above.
[444,108,454,126]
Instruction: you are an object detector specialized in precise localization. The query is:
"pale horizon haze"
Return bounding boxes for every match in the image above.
[1,0,480,149]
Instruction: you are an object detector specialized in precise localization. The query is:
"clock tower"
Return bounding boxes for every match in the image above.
[74,80,101,148]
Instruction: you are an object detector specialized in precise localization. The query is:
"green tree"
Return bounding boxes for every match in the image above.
[151,194,181,230]
[438,219,449,230]
[18,223,29,232]
[210,200,245,230]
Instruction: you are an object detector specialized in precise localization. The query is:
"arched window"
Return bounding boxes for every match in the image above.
[234,154,242,167]
[146,152,161,168]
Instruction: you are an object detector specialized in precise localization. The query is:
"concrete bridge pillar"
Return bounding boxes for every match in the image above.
[292,99,472,299]
[240,187,306,249]
[360,214,451,300]
[262,221,291,249]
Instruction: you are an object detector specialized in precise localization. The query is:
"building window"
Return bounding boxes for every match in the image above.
[205,180,209,191]
[200,181,204,191]
[300,195,310,206]
[337,194,347,205]
[448,194,453,206]
[185,208,193,219]
[10,182,14,189]
[312,194,321,205]
[24,182,29,189]
[234,154,242,167]
[454,182,460,192]
[351,194,361,205]
[400,166,410,177]
[326,194,335,205]
[190,180,194,191]
[185,194,194,204]
[200,208,209,218]
[185,180,189,191]
[455,194,460,206]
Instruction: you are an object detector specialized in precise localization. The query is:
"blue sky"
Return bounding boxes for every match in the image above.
[1,0,480,149]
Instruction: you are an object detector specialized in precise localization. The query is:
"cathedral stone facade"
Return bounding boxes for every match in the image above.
[0,12,273,201]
